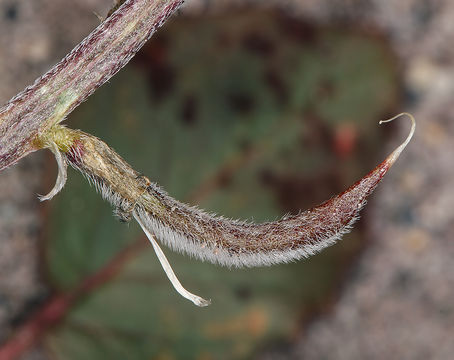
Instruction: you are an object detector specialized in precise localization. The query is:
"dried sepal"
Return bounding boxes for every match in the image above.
[38,141,68,201]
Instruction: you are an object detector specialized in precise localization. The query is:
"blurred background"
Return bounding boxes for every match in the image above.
[0,0,452,359]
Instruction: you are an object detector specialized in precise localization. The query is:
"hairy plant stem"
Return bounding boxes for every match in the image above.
[0,0,185,170]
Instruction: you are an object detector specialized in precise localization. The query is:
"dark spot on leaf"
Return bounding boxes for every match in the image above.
[181,94,199,126]
[217,31,232,48]
[259,168,275,187]
[234,285,252,301]
[301,110,333,150]
[147,63,175,102]
[242,32,275,56]
[133,35,175,102]
[277,15,316,44]
[227,92,255,114]
[264,69,288,104]
[239,139,252,152]
[218,170,233,188]
[316,79,336,100]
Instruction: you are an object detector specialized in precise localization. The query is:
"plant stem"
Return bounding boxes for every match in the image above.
[0,0,185,171]
[0,239,146,360]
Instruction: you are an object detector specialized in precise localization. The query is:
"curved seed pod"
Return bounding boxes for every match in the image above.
[133,113,415,268]
[54,113,415,268]
[41,113,414,305]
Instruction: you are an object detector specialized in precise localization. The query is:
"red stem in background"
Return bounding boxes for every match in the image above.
[0,240,146,360]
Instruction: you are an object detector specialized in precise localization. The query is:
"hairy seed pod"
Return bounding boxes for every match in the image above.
[39,113,414,306]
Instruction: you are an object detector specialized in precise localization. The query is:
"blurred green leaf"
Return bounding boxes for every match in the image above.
[45,10,398,359]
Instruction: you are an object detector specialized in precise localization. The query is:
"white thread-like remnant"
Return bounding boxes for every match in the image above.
[134,211,211,307]
[39,141,67,201]
[379,112,415,165]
